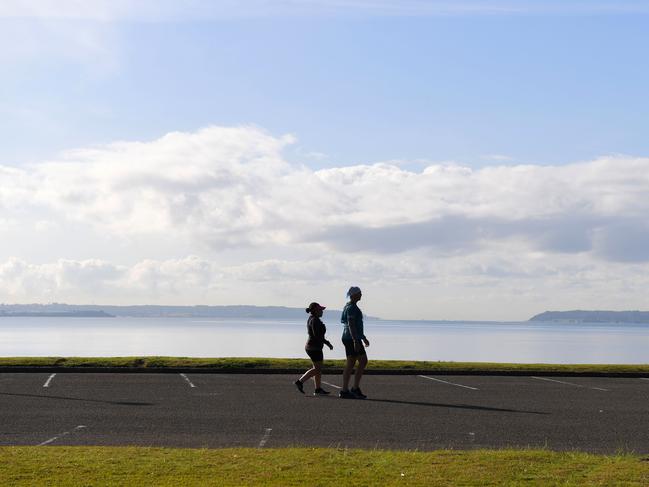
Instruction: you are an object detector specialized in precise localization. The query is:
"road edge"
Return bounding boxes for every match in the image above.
[0,366,647,377]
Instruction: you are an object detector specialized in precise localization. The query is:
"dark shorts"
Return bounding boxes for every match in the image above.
[342,340,366,357]
[305,349,324,362]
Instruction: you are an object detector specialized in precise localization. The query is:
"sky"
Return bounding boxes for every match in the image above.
[1,0,649,320]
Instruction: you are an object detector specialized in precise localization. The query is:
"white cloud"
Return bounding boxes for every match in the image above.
[2,252,649,320]
[3,124,649,318]
[4,125,649,261]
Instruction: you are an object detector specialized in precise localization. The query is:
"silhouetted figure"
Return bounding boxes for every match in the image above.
[294,302,333,395]
[339,286,370,399]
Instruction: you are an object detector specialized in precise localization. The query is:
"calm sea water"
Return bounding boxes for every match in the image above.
[0,317,648,363]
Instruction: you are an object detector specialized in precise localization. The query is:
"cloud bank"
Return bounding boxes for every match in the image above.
[3,125,648,261]
[2,125,648,318]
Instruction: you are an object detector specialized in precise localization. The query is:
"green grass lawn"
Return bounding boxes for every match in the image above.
[1,356,649,374]
[1,447,648,486]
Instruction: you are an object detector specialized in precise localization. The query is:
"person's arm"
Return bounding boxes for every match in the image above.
[348,315,362,351]
[315,320,332,349]
[352,309,368,348]
[307,318,315,340]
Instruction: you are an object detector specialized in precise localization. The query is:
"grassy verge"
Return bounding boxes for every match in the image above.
[1,447,649,486]
[0,356,649,374]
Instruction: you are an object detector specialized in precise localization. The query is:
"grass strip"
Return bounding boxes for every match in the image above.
[0,356,649,374]
[1,447,649,486]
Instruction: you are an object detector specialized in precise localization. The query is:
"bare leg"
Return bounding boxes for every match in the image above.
[353,354,368,389]
[342,356,356,391]
[299,367,317,383]
[312,362,322,389]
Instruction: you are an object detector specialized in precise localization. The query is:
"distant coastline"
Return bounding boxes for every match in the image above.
[529,310,649,324]
[0,304,370,320]
[0,310,114,318]
[3,305,647,324]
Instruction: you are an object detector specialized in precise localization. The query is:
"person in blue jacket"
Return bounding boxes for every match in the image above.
[339,286,370,399]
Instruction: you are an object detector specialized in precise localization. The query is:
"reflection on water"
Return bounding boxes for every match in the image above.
[0,317,648,363]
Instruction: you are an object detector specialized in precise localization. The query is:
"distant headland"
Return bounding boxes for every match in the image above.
[529,310,649,324]
[0,309,114,318]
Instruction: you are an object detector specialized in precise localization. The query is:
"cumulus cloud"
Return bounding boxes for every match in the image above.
[2,251,649,320]
[2,125,649,317]
[3,125,649,264]
[0,257,121,299]
[0,256,221,303]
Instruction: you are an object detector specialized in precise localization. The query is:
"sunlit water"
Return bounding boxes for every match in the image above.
[1,317,648,363]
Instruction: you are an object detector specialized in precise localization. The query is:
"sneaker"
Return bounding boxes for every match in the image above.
[351,387,367,399]
[339,389,354,399]
[314,388,330,395]
[294,379,304,394]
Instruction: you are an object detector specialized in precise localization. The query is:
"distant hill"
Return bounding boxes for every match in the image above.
[529,310,649,324]
[0,309,113,318]
[0,304,365,321]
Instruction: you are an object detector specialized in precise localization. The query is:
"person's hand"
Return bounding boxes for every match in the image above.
[327,342,333,350]
[362,338,370,347]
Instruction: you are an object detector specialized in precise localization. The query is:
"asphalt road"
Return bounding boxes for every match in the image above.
[1,373,649,452]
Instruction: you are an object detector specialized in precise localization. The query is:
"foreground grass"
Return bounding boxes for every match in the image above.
[1,447,649,486]
[1,356,649,374]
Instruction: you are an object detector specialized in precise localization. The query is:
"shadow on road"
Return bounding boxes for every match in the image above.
[0,392,155,406]
[365,397,547,415]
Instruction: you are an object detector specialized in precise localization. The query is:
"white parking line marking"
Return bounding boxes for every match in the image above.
[321,380,342,390]
[640,378,649,381]
[258,428,272,448]
[418,375,479,390]
[43,374,56,388]
[180,373,196,388]
[37,425,86,446]
[531,376,608,391]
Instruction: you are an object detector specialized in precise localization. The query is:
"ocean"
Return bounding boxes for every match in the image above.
[1,316,648,363]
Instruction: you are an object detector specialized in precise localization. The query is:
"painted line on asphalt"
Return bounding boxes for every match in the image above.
[180,373,196,388]
[43,374,56,388]
[531,376,609,391]
[37,425,86,446]
[418,375,479,390]
[321,380,342,390]
[640,378,649,381]
[258,428,272,448]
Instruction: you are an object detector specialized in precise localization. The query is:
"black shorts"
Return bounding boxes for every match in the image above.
[342,340,366,357]
[305,349,324,362]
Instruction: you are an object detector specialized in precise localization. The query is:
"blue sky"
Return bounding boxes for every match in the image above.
[1,1,649,319]
[3,3,648,167]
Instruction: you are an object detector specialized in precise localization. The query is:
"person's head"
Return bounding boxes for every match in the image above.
[306,302,326,317]
[347,286,362,303]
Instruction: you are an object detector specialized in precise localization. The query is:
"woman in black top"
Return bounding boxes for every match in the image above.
[294,302,333,395]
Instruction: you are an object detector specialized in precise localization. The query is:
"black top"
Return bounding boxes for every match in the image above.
[305,315,327,351]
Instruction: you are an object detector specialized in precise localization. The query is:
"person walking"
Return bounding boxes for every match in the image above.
[294,302,333,395]
[339,286,370,399]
